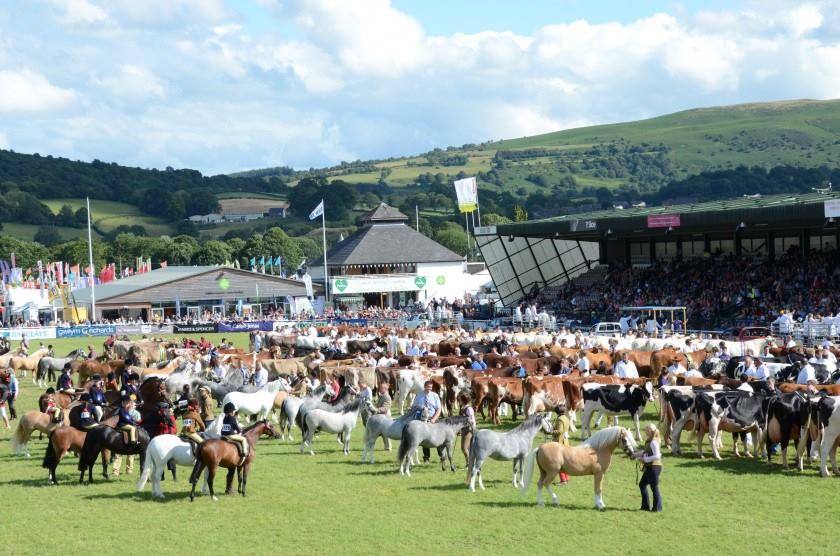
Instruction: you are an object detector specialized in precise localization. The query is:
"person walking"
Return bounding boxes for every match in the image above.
[635,423,663,512]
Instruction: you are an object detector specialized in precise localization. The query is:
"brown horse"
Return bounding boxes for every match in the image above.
[520,426,637,510]
[42,411,119,484]
[189,420,277,501]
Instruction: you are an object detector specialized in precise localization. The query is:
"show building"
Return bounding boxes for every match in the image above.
[309,204,489,309]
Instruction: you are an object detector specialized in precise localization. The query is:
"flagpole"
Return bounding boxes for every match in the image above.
[321,199,329,306]
[415,205,419,233]
[86,197,96,322]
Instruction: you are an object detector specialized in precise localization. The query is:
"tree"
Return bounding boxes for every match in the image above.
[57,205,76,227]
[294,236,322,260]
[34,226,63,247]
[261,227,304,269]
[193,240,233,265]
[481,213,512,225]
[513,205,529,222]
[51,239,107,270]
[434,222,469,256]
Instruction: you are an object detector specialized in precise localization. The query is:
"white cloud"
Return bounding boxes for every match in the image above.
[91,64,166,101]
[663,34,744,91]
[0,69,75,112]
[0,131,8,149]
[784,4,823,37]
[48,0,107,25]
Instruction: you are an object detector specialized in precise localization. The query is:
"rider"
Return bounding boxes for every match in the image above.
[105,371,119,392]
[156,402,178,436]
[179,399,206,446]
[19,333,29,356]
[77,393,98,430]
[88,375,106,421]
[117,395,140,447]
[174,384,191,416]
[221,402,248,460]
[57,363,77,396]
[43,388,63,423]
[121,372,143,407]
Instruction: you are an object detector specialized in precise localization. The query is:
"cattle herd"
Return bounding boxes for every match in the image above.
[6,325,840,505]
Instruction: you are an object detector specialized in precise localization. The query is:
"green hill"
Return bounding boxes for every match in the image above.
[250,99,840,197]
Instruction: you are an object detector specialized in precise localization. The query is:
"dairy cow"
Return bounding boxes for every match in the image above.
[581,382,653,441]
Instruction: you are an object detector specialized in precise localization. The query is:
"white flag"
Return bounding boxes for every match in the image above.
[453,177,478,213]
[309,200,324,220]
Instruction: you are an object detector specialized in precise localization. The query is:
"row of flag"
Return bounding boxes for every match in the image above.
[0,256,165,289]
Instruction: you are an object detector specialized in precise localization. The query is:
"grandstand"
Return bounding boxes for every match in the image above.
[475,191,840,330]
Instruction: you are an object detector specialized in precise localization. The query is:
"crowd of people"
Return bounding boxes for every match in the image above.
[543,248,840,330]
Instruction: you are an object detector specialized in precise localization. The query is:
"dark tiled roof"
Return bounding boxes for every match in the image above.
[365,203,408,222]
[313,223,463,266]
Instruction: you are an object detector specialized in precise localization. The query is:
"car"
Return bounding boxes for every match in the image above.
[589,322,623,336]
[721,326,772,342]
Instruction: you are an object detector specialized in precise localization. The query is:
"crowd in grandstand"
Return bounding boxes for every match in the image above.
[543,248,840,329]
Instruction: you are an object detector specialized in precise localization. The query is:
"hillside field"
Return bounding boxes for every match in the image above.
[42,199,175,237]
[1,334,838,555]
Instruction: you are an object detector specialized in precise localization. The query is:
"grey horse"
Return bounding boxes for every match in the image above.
[278,384,333,440]
[466,413,554,492]
[398,416,469,476]
[36,349,86,387]
[296,386,357,436]
[300,397,374,456]
[361,412,414,463]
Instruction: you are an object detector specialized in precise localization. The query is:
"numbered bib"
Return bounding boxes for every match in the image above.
[81,411,91,419]
[183,418,193,427]
[222,424,231,432]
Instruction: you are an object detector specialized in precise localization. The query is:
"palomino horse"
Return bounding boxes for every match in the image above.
[12,410,70,457]
[137,418,224,498]
[189,420,277,501]
[466,413,554,492]
[520,426,637,510]
[398,416,469,476]
[8,347,50,378]
[77,424,151,483]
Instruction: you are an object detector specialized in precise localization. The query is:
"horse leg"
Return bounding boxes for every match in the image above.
[190,461,205,502]
[343,428,350,455]
[225,468,236,495]
[241,467,248,497]
[207,465,219,501]
[633,412,642,442]
[594,472,606,511]
[536,465,547,507]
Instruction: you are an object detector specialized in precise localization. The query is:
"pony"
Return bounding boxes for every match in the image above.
[42,410,119,484]
[520,426,637,510]
[8,347,50,378]
[277,384,332,440]
[222,379,289,421]
[398,416,469,476]
[137,418,224,498]
[12,410,68,457]
[296,385,357,437]
[361,412,414,464]
[189,420,277,501]
[300,397,373,456]
[36,348,86,387]
[77,424,151,483]
[466,413,554,492]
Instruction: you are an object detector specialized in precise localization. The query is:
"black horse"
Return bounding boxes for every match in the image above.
[77,425,150,484]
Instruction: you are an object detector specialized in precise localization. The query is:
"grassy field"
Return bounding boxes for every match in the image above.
[1,333,839,555]
[0,223,97,242]
[42,199,175,237]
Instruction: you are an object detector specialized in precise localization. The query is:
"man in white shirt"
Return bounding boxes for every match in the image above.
[667,360,687,377]
[737,374,753,392]
[619,315,630,336]
[645,317,662,336]
[683,363,703,379]
[796,361,816,385]
[741,356,757,379]
[785,336,797,349]
[753,359,769,381]
[614,352,639,379]
[576,351,591,375]
[254,366,268,388]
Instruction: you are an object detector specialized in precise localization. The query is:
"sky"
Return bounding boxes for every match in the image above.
[1,0,840,175]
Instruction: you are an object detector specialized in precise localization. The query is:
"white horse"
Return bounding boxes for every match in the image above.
[278,384,332,440]
[137,418,223,498]
[396,370,427,415]
[222,379,289,420]
[300,397,372,456]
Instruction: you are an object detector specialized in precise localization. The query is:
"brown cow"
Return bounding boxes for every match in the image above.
[487,377,524,425]
[612,350,653,378]
[523,376,567,417]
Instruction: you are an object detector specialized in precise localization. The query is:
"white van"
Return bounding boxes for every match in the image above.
[589,322,623,336]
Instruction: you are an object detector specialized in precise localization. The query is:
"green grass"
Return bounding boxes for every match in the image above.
[0,223,99,242]
[216,192,287,200]
[42,199,175,237]
[2,333,838,555]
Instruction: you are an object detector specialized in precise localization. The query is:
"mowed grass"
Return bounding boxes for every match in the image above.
[1,334,839,555]
[0,223,97,242]
[42,199,174,237]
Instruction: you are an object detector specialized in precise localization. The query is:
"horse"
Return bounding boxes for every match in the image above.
[519,426,637,510]
[466,413,554,492]
[222,379,289,421]
[277,384,332,440]
[42,410,119,484]
[12,410,68,457]
[9,347,50,378]
[188,420,277,501]
[137,418,224,498]
[77,423,151,484]
[37,348,87,387]
[398,416,469,476]
[361,412,414,464]
[300,397,373,455]
[296,385,357,437]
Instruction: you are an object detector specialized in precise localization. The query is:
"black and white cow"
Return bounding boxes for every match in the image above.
[694,390,767,460]
[660,385,723,455]
[805,395,840,477]
[763,392,810,470]
[581,382,653,441]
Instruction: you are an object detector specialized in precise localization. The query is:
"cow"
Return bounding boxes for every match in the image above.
[805,395,840,477]
[763,392,810,470]
[522,376,566,417]
[581,382,653,441]
[659,385,723,455]
[396,369,441,414]
[694,390,767,460]
[441,366,468,416]
[487,378,524,425]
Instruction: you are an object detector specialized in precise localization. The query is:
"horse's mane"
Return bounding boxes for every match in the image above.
[340,396,367,413]
[242,420,269,433]
[510,412,546,432]
[441,416,468,426]
[581,426,625,451]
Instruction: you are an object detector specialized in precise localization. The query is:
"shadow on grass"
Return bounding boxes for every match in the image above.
[83,490,200,503]
[472,500,639,512]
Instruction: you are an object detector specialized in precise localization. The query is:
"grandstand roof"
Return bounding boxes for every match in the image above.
[492,191,840,240]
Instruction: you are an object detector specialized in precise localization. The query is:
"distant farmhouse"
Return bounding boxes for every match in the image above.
[188,198,289,225]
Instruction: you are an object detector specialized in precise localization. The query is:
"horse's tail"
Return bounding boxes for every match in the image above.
[42,432,57,469]
[10,416,31,454]
[465,433,476,484]
[519,447,540,496]
[397,423,412,463]
[137,446,154,491]
[37,358,47,382]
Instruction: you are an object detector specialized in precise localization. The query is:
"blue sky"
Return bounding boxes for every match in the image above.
[0,1,838,174]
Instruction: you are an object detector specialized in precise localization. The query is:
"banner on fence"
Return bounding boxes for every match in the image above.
[336,318,368,326]
[0,327,57,340]
[173,323,218,334]
[56,325,117,338]
[115,324,174,335]
[217,321,274,333]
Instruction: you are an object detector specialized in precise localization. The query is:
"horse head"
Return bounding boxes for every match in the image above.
[539,413,554,435]
[618,427,637,457]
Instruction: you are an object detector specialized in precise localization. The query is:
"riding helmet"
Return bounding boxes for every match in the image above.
[129,372,140,381]
[157,401,170,410]
[120,395,131,403]
[223,402,236,414]
[79,393,90,402]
